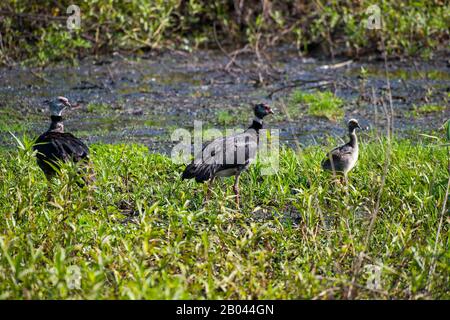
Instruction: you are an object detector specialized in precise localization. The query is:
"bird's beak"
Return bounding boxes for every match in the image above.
[64,101,72,108]
[268,107,274,114]
[357,124,362,129]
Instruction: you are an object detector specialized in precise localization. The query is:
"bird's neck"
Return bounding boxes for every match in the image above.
[48,115,64,133]
[348,128,357,148]
[247,117,263,133]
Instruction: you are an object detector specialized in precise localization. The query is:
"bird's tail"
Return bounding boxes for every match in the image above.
[182,163,216,183]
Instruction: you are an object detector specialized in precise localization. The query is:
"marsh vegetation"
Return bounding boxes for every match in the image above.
[0,0,448,300]
[0,132,449,299]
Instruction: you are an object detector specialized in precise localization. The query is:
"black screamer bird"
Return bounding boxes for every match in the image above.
[33,97,91,198]
[182,103,274,208]
[321,119,362,183]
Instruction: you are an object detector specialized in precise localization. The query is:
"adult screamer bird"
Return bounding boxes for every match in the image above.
[182,103,274,208]
[34,97,90,196]
[321,118,361,182]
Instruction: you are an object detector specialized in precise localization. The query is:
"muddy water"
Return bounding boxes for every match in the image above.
[0,47,448,154]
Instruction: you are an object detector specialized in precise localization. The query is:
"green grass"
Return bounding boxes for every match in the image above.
[289,90,344,121]
[216,110,234,126]
[215,109,249,126]
[0,107,41,133]
[409,104,446,118]
[0,133,448,299]
[86,103,113,115]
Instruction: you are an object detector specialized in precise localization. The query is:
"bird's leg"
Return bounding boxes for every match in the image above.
[84,163,96,208]
[330,173,341,186]
[332,174,340,186]
[45,173,54,202]
[46,186,52,202]
[205,177,215,204]
[233,174,240,209]
[329,157,337,180]
[83,161,96,185]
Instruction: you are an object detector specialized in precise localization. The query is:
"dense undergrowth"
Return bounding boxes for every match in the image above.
[0,133,448,299]
[0,0,448,65]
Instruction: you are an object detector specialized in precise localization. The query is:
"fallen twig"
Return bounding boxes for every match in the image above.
[29,69,52,84]
[267,79,333,98]
[318,60,353,70]
[212,22,245,72]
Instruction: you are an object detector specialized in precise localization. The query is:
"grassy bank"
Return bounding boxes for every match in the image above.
[0,135,448,299]
[0,0,448,65]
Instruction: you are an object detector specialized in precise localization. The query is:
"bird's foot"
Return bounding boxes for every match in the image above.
[233,188,240,210]
[46,187,53,202]
[331,177,341,186]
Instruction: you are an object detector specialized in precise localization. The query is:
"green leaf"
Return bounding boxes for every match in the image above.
[9,131,24,150]
[418,133,439,140]
[447,119,450,142]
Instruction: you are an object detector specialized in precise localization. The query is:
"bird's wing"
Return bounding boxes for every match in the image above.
[196,131,257,167]
[182,131,258,182]
[327,143,353,162]
[34,132,89,162]
[59,133,89,160]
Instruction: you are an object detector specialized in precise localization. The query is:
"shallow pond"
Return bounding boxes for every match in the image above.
[0,47,448,154]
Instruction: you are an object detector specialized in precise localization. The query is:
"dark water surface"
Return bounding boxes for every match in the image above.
[0,47,448,154]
